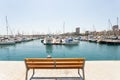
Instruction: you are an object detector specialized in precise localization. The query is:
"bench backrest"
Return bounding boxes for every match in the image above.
[25,58,85,69]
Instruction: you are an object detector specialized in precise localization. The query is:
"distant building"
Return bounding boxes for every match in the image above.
[112,25,119,31]
[76,27,80,34]
[85,31,89,35]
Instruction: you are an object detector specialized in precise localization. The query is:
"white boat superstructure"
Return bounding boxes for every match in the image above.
[62,38,79,45]
[52,38,62,45]
[0,39,15,45]
[43,36,53,45]
[43,35,80,45]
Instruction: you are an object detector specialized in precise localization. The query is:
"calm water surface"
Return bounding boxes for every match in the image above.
[0,39,120,61]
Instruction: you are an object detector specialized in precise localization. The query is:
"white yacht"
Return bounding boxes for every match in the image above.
[62,38,79,45]
[43,35,53,45]
[0,39,15,45]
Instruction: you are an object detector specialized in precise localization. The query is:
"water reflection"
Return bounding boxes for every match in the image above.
[63,44,79,50]
[0,45,16,48]
[0,46,10,60]
[45,45,53,58]
[0,39,120,60]
[45,45,79,58]
[0,45,16,60]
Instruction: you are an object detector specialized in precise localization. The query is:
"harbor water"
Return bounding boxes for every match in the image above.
[0,39,120,61]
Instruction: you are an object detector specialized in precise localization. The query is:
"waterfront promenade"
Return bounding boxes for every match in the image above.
[0,61,120,80]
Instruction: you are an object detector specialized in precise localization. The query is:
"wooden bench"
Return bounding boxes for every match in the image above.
[25,58,85,80]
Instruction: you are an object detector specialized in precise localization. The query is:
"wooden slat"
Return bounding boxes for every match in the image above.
[26,62,54,65]
[28,65,83,69]
[25,58,54,61]
[28,65,55,69]
[26,62,84,66]
[56,65,83,69]
[55,58,85,61]
[55,62,84,65]
[25,58,85,61]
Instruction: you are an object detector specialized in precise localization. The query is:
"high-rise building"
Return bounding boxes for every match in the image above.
[76,27,80,34]
[112,25,119,31]
[112,25,119,36]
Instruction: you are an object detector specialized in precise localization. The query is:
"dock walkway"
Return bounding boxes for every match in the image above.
[0,61,120,80]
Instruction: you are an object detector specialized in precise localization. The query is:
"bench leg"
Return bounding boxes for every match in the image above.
[30,69,35,80]
[82,69,85,80]
[78,69,82,78]
[32,69,35,77]
[78,69,80,75]
[25,69,28,80]
[78,69,85,80]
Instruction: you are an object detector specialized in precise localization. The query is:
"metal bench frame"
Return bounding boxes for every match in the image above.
[25,58,85,80]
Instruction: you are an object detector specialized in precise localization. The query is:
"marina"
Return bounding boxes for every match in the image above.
[80,36,120,44]
[0,39,120,61]
[0,0,120,80]
[0,35,40,45]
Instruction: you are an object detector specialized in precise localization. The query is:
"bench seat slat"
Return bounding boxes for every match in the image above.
[28,65,55,69]
[28,65,83,69]
[26,62,54,65]
[55,58,85,61]
[56,65,83,69]
[25,58,54,61]
[26,62,83,65]
[27,64,83,69]
[55,62,84,64]
[25,58,85,61]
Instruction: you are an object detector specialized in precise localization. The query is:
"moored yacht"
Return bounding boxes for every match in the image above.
[0,38,15,45]
[62,38,79,45]
[43,35,53,45]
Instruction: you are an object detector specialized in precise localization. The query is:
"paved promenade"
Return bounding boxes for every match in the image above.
[0,61,120,80]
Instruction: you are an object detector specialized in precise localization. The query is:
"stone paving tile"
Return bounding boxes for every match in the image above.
[0,61,25,80]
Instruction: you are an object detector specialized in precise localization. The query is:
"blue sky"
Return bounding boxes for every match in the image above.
[0,0,120,35]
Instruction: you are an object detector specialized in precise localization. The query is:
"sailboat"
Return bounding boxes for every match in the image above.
[0,16,15,45]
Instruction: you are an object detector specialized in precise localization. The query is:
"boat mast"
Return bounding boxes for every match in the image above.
[108,19,111,36]
[93,25,96,36]
[117,17,119,37]
[63,22,65,34]
[6,16,8,37]
[117,17,118,26]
